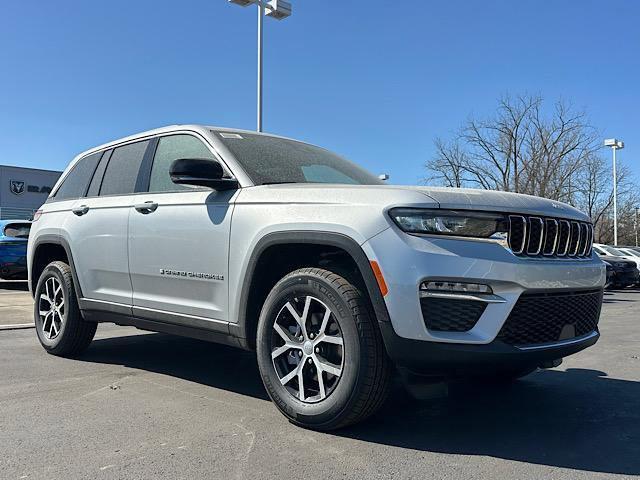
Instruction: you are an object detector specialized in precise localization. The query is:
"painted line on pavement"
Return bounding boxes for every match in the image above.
[0,323,34,331]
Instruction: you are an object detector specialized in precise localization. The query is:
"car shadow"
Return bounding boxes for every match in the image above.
[603,289,640,302]
[81,333,639,476]
[0,280,29,291]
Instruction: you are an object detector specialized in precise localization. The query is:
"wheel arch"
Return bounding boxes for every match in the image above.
[234,231,391,350]
[30,235,83,300]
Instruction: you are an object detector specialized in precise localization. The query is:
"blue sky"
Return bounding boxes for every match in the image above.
[1,0,638,185]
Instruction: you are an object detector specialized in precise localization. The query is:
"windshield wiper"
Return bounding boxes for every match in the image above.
[260,181,299,185]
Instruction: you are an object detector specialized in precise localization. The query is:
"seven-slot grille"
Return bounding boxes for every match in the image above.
[508,215,593,258]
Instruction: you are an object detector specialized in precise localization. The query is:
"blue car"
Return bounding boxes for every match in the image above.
[0,220,31,280]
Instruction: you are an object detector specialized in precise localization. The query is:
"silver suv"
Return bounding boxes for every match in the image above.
[28,125,605,430]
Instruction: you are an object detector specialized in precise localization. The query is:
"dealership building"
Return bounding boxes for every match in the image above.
[0,165,61,220]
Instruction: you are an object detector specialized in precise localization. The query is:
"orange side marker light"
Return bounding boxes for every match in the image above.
[370,260,389,297]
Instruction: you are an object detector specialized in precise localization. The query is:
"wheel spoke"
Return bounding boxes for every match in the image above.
[42,311,53,337]
[40,295,53,306]
[315,334,343,346]
[318,306,331,336]
[279,364,300,386]
[273,322,297,344]
[315,357,342,377]
[297,365,306,401]
[315,361,327,399]
[271,343,296,360]
[50,314,59,336]
[284,301,307,338]
[54,284,63,302]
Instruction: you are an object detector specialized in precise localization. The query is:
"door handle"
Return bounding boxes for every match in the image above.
[72,205,90,216]
[134,201,159,214]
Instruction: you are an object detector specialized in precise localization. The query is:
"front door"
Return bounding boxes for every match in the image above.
[127,134,236,325]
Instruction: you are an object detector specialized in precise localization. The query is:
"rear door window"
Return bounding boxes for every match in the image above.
[53,152,103,200]
[99,141,150,196]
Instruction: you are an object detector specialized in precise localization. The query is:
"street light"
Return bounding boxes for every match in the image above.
[635,206,639,247]
[604,138,624,245]
[228,0,292,132]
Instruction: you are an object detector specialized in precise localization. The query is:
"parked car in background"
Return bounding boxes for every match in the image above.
[592,246,639,289]
[602,261,614,289]
[615,246,640,259]
[0,220,31,280]
[593,244,640,286]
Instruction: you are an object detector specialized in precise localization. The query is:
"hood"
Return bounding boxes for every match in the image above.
[406,186,590,221]
[242,184,590,222]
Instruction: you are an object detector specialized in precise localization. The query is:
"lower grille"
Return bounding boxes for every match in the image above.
[497,289,603,346]
[421,297,486,332]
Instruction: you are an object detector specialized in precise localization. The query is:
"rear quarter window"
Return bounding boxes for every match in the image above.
[53,152,103,200]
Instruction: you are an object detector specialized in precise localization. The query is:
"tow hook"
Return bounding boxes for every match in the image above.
[539,358,563,369]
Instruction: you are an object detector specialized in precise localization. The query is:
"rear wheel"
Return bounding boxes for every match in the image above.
[256,268,391,430]
[34,261,96,356]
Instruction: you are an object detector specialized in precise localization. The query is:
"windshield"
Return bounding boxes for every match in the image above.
[3,223,31,238]
[621,248,640,258]
[213,131,383,186]
[602,246,625,256]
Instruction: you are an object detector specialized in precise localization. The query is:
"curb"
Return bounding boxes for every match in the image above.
[0,323,34,331]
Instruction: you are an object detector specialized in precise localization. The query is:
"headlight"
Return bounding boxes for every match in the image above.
[389,208,509,239]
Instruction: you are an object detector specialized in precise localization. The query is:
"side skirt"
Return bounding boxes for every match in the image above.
[79,299,243,349]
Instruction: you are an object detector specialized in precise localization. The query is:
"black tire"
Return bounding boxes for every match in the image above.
[256,267,391,430]
[34,261,96,356]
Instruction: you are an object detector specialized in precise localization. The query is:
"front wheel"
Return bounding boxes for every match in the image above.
[34,261,96,356]
[256,268,391,430]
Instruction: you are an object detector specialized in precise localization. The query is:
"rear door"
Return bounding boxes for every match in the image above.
[64,140,151,307]
[127,133,237,326]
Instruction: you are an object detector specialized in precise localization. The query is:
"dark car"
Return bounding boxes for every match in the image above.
[0,220,31,280]
[595,254,639,289]
[602,260,614,288]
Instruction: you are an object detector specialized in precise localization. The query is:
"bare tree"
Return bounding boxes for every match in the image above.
[426,93,640,244]
[426,94,600,198]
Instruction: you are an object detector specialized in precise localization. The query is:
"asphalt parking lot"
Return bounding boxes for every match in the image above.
[1,282,639,479]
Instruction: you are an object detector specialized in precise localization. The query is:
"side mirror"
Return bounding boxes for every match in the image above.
[170,158,239,190]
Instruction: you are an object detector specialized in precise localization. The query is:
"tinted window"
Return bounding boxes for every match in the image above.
[86,150,112,197]
[54,152,102,200]
[3,223,31,238]
[149,135,214,193]
[213,130,382,186]
[99,141,149,196]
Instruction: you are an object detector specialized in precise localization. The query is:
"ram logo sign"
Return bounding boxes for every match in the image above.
[9,180,25,196]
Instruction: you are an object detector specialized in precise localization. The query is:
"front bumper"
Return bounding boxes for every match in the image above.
[379,321,599,375]
[362,227,606,347]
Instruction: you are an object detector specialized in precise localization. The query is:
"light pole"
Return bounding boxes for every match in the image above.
[604,138,624,245]
[635,206,639,247]
[228,0,292,132]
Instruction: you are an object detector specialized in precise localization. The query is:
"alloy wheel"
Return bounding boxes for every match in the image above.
[271,295,344,403]
[38,277,65,340]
